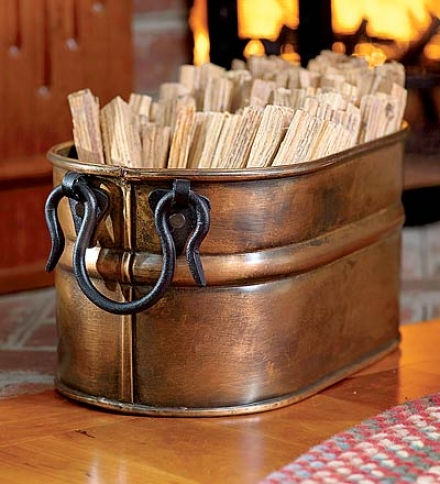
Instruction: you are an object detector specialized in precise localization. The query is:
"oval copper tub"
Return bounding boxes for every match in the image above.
[47,126,407,416]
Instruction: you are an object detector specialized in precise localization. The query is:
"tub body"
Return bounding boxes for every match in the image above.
[48,128,406,416]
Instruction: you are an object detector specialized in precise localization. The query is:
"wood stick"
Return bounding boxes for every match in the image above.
[179,64,204,109]
[293,116,321,163]
[100,96,142,167]
[249,79,276,108]
[290,88,306,109]
[187,111,226,169]
[179,64,200,93]
[199,62,226,91]
[231,58,247,70]
[227,69,252,112]
[210,113,242,168]
[247,105,295,167]
[68,89,105,164]
[203,77,233,112]
[272,110,314,166]
[154,95,196,133]
[306,118,335,160]
[303,97,320,116]
[220,106,263,169]
[129,93,152,121]
[159,82,190,100]
[141,123,170,169]
[167,105,197,169]
[286,67,301,89]
[272,88,292,107]
[391,83,407,132]
[299,68,320,88]
[344,103,362,145]
[326,123,351,154]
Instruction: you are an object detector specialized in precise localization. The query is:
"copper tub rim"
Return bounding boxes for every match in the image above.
[47,123,409,182]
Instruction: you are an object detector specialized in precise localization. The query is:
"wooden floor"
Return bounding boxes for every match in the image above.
[0,320,439,483]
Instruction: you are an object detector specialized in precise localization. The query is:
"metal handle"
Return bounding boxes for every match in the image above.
[45,172,210,315]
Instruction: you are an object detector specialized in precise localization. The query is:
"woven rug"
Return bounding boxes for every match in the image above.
[261,393,440,484]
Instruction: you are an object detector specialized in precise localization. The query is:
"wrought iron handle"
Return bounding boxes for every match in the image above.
[45,172,210,315]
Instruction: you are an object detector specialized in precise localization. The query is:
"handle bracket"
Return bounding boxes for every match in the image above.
[44,173,210,314]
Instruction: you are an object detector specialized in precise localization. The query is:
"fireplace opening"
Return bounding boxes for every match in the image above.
[188,0,440,68]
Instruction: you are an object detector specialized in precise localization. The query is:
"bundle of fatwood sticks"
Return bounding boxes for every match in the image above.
[69,50,407,170]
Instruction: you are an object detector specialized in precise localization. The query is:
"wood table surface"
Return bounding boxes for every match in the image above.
[0,319,439,484]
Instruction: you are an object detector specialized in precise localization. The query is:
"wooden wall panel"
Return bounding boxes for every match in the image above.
[0,0,133,294]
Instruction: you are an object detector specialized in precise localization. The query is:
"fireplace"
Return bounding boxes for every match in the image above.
[188,0,333,68]
[188,0,440,69]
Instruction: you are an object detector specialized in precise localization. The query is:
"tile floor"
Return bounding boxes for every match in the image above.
[0,222,439,398]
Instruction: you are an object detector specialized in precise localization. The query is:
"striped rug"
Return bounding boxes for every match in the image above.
[261,393,440,483]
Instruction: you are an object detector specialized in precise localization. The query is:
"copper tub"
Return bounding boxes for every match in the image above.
[45,127,407,416]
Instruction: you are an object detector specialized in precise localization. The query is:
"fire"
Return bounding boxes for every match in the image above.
[333,0,440,62]
[188,0,209,66]
[333,0,432,42]
[237,0,298,41]
[189,0,440,65]
[243,39,266,59]
[353,43,388,67]
[188,0,298,65]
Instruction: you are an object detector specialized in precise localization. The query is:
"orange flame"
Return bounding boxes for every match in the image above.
[237,0,298,41]
[333,0,436,41]
[188,0,210,65]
